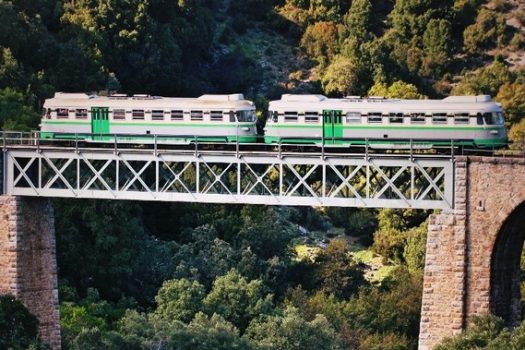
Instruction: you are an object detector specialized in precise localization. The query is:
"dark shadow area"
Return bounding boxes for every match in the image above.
[491,201,525,326]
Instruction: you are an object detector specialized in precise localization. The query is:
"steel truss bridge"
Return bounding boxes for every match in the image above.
[0,133,456,210]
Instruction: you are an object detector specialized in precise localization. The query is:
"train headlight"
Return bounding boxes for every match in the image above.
[489,130,499,135]
[242,127,250,131]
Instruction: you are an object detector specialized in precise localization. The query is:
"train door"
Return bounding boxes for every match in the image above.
[91,107,110,140]
[323,110,343,144]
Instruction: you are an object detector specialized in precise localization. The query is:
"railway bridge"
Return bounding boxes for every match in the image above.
[0,135,523,349]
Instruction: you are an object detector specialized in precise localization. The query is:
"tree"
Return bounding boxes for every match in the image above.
[322,55,367,96]
[203,269,274,331]
[496,82,525,124]
[245,307,345,350]
[0,87,39,130]
[0,295,48,350]
[300,21,340,65]
[368,80,424,99]
[314,239,366,299]
[155,279,205,323]
[463,8,506,54]
[343,0,374,45]
[452,60,513,97]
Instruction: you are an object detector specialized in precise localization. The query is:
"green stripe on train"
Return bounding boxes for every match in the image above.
[265,125,503,131]
[41,120,255,128]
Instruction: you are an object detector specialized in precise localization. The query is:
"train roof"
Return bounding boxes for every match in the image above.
[43,93,255,109]
[269,94,502,113]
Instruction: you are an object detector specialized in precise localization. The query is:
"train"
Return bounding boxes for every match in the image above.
[41,92,258,143]
[40,92,508,149]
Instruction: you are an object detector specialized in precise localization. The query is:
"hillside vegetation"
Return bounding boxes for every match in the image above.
[1,1,525,350]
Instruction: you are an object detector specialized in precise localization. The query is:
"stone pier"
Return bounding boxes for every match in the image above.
[419,157,525,349]
[0,196,61,349]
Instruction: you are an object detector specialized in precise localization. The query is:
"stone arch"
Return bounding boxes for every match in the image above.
[490,201,525,326]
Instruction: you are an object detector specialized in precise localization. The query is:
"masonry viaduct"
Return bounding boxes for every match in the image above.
[0,155,524,349]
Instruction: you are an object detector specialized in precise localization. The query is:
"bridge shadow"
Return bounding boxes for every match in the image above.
[491,201,525,326]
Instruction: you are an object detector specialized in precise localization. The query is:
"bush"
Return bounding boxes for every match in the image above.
[0,295,47,349]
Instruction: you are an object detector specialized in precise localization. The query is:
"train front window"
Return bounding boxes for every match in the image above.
[235,110,255,122]
[495,112,504,125]
[271,111,278,123]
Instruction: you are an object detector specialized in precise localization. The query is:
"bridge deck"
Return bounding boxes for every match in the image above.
[2,144,455,209]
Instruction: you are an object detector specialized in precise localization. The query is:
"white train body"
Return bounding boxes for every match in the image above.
[264,94,507,148]
[41,93,257,143]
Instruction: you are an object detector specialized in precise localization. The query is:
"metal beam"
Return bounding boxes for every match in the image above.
[4,146,454,209]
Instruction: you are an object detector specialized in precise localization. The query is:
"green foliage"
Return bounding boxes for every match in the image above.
[313,239,366,299]
[203,269,274,331]
[54,199,175,304]
[0,88,39,130]
[321,55,367,96]
[346,267,422,340]
[245,306,344,350]
[300,21,340,65]
[496,82,525,124]
[463,8,506,54]
[452,60,512,96]
[155,278,206,323]
[509,118,525,148]
[368,80,424,99]
[435,314,505,350]
[358,331,413,350]
[0,295,48,350]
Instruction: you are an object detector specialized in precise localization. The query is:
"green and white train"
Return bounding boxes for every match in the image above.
[40,92,508,149]
[41,92,258,143]
[264,94,508,148]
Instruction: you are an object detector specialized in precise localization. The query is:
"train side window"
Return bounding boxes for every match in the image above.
[410,113,426,124]
[113,109,125,120]
[57,108,69,119]
[210,111,223,121]
[367,112,382,123]
[305,111,319,123]
[346,112,361,123]
[152,110,164,121]
[284,111,298,122]
[75,109,88,119]
[432,113,447,124]
[389,112,403,124]
[454,112,469,124]
[191,110,203,121]
[171,110,184,121]
[132,109,145,120]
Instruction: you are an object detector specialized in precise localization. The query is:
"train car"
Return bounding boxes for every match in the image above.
[40,92,258,143]
[264,94,508,148]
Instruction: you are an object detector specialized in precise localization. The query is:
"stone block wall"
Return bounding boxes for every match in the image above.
[419,156,525,349]
[0,196,61,349]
